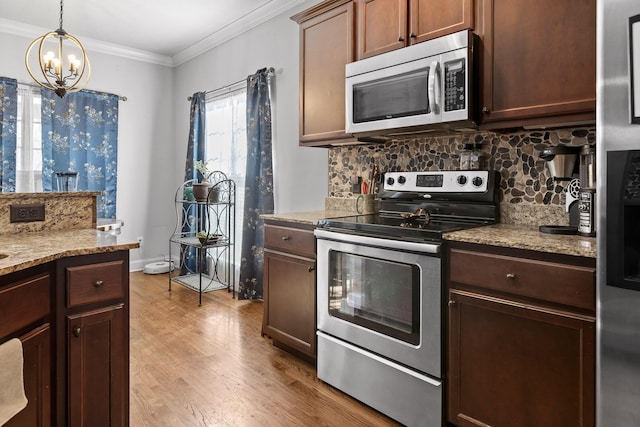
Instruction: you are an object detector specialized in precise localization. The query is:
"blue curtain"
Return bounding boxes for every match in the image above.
[181,92,206,274]
[41,89,119,218]
[0,78,18,192]
[184,92,207,182]
[238,68,274,300]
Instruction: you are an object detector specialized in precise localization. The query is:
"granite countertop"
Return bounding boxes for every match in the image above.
[444,224,596,259]
[0,229,139,276]
[263,211,597,259]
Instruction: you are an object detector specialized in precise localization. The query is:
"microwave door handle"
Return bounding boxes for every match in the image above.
[428,61,441,115]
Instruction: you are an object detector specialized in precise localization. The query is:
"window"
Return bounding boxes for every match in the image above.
[15,85,42,192]
[13,86,120,218]
[205,86,247,276]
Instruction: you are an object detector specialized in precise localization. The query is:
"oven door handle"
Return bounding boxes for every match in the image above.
[314,229,440,254]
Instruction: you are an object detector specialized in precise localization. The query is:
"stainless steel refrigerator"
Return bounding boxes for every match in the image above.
[598,1,640,425]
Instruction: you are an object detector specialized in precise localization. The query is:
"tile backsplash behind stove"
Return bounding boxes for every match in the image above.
[327,127,595,226]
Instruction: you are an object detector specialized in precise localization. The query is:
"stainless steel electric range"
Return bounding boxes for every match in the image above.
[314,170,499,426]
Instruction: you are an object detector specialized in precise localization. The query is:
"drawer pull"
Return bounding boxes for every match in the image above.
[94,280,104,288]
[506,273,516,280]
[308,266,315,272]
[281,236,290,241]
[448,300,456,307]
[73,327,81,337]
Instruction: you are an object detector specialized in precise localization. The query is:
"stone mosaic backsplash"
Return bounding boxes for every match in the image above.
[327,127,596,226]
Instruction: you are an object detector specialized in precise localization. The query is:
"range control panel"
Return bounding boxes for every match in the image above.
[384,170,490,193]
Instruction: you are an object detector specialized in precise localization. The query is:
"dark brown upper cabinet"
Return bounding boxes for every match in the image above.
[476,0,596,129]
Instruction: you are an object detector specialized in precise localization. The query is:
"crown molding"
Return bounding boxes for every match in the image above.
[0,18,175,67]
[171,0,303,66]
[0,0,304,69]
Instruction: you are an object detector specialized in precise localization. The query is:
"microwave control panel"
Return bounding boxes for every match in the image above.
[444,58,466,112]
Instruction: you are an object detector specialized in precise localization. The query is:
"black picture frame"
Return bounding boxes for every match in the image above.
[630,14,640,124]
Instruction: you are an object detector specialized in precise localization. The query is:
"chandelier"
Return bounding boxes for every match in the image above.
[25,0,91,98]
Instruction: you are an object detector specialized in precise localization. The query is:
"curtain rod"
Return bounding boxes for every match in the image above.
[187,67,276,101]
[17,80,128,101]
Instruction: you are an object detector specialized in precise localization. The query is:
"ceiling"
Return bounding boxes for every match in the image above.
[0,0,305,66]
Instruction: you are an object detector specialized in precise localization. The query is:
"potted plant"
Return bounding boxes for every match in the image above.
[192,160,218,202]
[196,231,222,245]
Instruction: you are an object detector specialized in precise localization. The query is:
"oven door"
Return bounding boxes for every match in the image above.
[315,229,442,377]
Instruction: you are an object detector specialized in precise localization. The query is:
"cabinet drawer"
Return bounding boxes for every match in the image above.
[0,274,50,338]
[449,248,595,311]
[264,225,315,258]
[66,260,125,308]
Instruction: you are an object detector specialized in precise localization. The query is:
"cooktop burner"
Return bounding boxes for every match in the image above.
[318,170,500,242]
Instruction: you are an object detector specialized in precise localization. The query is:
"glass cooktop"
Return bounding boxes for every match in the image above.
[317,213,491,242]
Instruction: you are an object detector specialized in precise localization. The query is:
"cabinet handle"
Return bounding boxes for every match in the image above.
[73,327,81,337]
[448,300,456,307]
[482,106,490,113]
[398,36,405,42]
[281,236,290,241]
[410,32,416,39]
[308,266,316,272]
[94,280,104,288]
[506,273,516,280]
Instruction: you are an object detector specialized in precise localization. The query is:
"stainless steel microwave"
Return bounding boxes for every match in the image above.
[345,30,477,137]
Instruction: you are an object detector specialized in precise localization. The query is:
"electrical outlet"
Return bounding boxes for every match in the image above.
[136,236,143,247]
[10,204,45,223]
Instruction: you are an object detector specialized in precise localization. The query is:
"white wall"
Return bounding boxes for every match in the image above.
[0,0,328,270]
[0,31,176,271]
[173,0,328,214]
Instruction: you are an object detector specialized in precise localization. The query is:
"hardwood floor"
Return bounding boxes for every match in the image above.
[129,272,400,426]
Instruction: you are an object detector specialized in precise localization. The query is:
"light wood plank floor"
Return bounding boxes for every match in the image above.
[129,272,400,426]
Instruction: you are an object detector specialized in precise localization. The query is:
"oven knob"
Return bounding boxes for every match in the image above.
[472,176,484,187]
[457,175,468,186]
[398,175,406,184]
[386,176,395,186]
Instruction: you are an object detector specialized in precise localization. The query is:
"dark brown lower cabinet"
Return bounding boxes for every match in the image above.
[1,250,130,427]
[5,324,52,427]
[68,305,126,427]
[447,242,595,427]
[57,251,130,427]
[262,222,316,362]
[448,290,594,427]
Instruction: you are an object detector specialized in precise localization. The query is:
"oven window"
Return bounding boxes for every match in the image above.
[328,250,420,345]
[352,68,430,123]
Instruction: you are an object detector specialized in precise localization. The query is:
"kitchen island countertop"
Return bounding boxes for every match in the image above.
[0,228,139,276]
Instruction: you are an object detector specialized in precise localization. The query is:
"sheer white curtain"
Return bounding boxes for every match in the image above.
[205,87,247,280]
[15,85,42,192]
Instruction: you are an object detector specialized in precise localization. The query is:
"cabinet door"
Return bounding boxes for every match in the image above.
[357,0,407,59]
[409,0,473,44]
[477,0,596,128]
[67,305,127,427]
[298,2,356,145]
[447,290,595,427]
[4,324,52,427]
[263,251,316,359]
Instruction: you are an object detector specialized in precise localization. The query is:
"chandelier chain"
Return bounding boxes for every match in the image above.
[59,0,64,30]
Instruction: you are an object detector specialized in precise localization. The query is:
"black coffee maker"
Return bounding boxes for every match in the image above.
[539,145,581,234]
